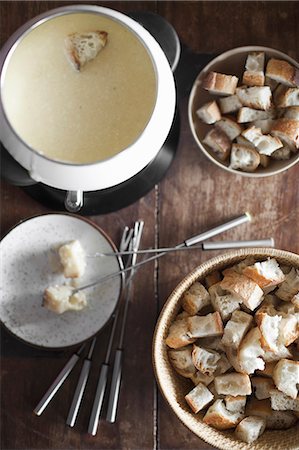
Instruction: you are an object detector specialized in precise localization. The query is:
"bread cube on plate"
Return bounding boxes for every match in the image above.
[215,117,242,141]
[263,344,293,363]
[269,389,299,411]
[203,128,231,161]
[236,86,272,110]
[202,71,239,96]
[237,106,272,123]
[274,85,299,108]
[266,58,299,87]
[192,345,221,376]
[196,100,221,124]
[43,285,87,314]
[251,377,275,400]
[220,272,264,311]
[279,314,299,346]
[246,397,297,429]
[58,240,86,278]
[214,372,252,396]
[187,312,224,339]
[235,416,266,444]
[242,126,283,155]
[271,119,299,151]
[203,399,244,430]
[273,359,299,399]
[165,318,196,349]
[182,282,210,315]
[185,382,214,413]
[208,282,241,321]
[238,327,265,374]
[236,134,256,148]
[229,144,260,172]
[168,345,196,378]
[276,267,299,301]
[242,51,265,87]
[218,95,242,114]
[224,395,246,413]
[257,312,282,352]
[221,310,253,349]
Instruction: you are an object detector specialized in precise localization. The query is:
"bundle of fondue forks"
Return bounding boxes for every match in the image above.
[33,213,274,434]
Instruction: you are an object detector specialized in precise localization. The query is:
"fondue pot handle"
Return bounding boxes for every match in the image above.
[0,145,37,187]
[64,190,83,213]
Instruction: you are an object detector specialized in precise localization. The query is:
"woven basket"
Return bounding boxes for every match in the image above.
[152,248,299,450]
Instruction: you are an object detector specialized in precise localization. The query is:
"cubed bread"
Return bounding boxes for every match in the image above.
[236,86,272,110]
[220,273,264,311]
[242,52,265,87]
[196,100,221,124]
[266,58,299,87]
[65,31,108,71]
[273,359,299,399]
[272,146,292,160]
[229,144,260,172]
[168,345,196,378]
[279,314,299,346]
[237,107,272,123]
[218,95,242,114]
[253,118,276,134]
[165,318,196,349]
[214,372,252,396]
[202,71,239,96]
[243,71,265,87]
[276,267,299,301]
[236,135,256,148]
[192,345,221,376]
[208,282,241,321]
[235,416,266,444]
[257,313,282,352]
[269,388,299,411]
[221,310,253,349]
[271,119,299,151]
[242,126,283,155]
[243,258,285,289]
[203,127,232,161]
[246,397,297,429]
[58,240,86,278]
[252,377,275,400]
[238,327,265,374]
[190,371,215,386]
[203,399,244,430]
[204,270,222,288]
[43,285,87,314]
[274,85,299,108]
[182,282,210,315]
[187,312,224,338]
[185,382,214,413]
[215,117,242,141]
[224,395,246,413]
[283,106,299,120]
[263,344,293,363]
[222,256,256,276]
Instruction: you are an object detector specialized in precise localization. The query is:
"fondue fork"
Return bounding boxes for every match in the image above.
[73,212,252,294]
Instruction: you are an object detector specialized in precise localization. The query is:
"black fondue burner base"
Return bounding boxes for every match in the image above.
[22,110,180,215]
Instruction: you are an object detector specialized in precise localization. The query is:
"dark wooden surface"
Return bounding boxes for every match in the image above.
[1,2,299,449]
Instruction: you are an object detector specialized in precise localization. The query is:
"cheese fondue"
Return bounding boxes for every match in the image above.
[2,13,157,164]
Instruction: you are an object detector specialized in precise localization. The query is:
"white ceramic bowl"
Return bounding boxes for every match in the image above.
[188,46,299,177]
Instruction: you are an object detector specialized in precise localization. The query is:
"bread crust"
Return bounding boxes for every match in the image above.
[203,72,239,95]
[271,119,299,150]
[243,71,265,87]
[266,58,299,87]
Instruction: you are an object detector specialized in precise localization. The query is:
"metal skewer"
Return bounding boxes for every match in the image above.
[74,212,251,294]
[33,344,86,416]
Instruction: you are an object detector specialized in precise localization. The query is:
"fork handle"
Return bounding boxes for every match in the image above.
[88,363,109,436]
[106,349,122,423]
[66,358,91,427]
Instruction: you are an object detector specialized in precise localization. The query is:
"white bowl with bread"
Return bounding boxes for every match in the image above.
[188,46,299,177]
[153,248,299,449]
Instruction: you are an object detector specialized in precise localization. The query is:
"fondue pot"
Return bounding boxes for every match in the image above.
[0,5,177,212]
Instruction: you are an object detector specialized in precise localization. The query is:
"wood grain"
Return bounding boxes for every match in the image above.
[1,1,299,450]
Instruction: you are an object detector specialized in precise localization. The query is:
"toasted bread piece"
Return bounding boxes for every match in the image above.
[165,318,196,349]
[221,310,253,349]
[220,273,264,311]
[203,127,232,161]
[273,359,299,399]
[185,382,214,413]
[208,282,241,321]
[242,126,283,155]
[266,58,299,87]
[243,71,265,87]
[235,416,266,444]
[216,117,242,141]
[203,399,244,430]
[218,95,242,114]
[257,312,282,352]
[252,377,275,400]
[224,395,247,413]
[237,107,272,123]
[242,52,265,87]
[43,285,87,314]
[168,345,196,378]
[272,146,292,160]
[204,270,222,288]
[246,397,297,429]
[274,85,299,108]
[271,119,299,151]
[58,240,86,278]
[182,282,210,315]
[276,267,299,301]
[263,344,293,362]
[222,256,256,277]
[196,100,221,124]
[65,31,108,71]
[270,388,299,411]
[187,312,224,339]
[192,345,221,376]
[229,143,260,172]
[202,72,239,96]
[279,314,299,346]
[190,371,215,386]
[214,372,252,396]
[236,86,272,110]
[238,327,265,374]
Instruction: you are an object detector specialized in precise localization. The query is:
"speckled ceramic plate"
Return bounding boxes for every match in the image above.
[0,213,122,349]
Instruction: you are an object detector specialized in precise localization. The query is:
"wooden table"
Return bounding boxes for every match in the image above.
[1,2,298,449]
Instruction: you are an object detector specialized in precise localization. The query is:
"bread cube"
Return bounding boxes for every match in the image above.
[235,416,266,443]
[185,382,214,413]
[58,240,86,278]
[43,285,87,314]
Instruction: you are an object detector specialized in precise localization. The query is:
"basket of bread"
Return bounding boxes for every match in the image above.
[188,46,299,177]
[153,248,299,449]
